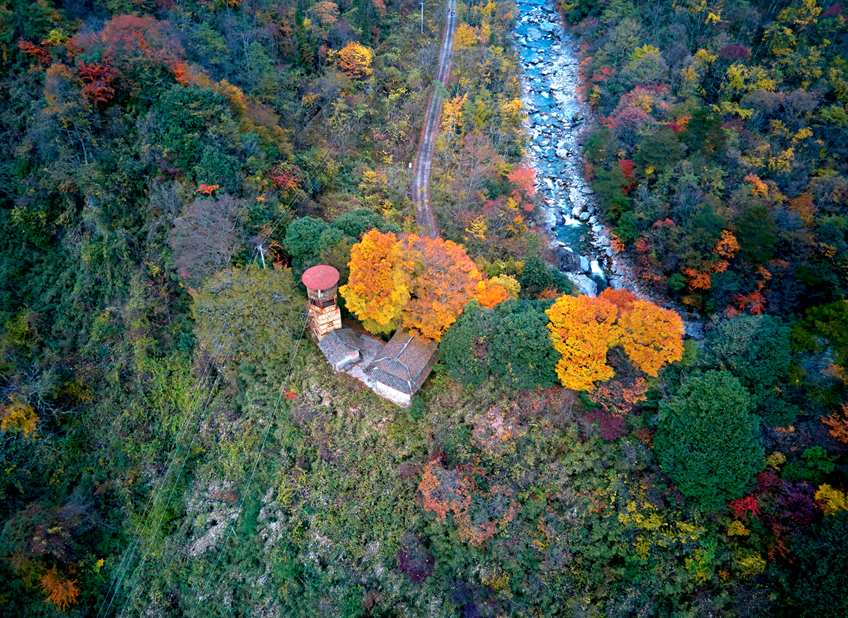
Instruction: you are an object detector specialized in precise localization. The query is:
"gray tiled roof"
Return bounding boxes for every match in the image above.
[369,331,438,395]
[318,327,364,367]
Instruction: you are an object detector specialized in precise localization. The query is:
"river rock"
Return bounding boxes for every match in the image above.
[526,27,543,41]
[581,187,594,195]
[683,321,704,340]
[578,211,590,221]
[567,273,598,297]
[557,249,581,273]
[540,22,557,33]
[588,215,597,224]
[592,224,603,233]
[571,205,582,218]
[556,149,569,159]
[579,255,590,272]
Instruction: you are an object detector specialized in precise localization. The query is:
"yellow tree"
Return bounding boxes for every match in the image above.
[0,396,38,438]
[453,23,479,51]
[330,41,374,79]
[548,291,685,389]
[613,300,685,377]
[597,288,684,377]
[546,295,619,391]
[340,230,413,334]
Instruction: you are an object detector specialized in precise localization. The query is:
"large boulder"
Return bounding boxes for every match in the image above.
[526,27,543,41]
[566,273,598,297]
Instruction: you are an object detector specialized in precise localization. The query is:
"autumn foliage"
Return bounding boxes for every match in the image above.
[419,460,516,547]
[0,396,39,438]
[822,404,848,444]
[329,41,373,79]
[39,567,79,610]
[473,279,510,308]
[453,23,479,51]
[546,289,684,390]
[402,234,483,340]
[545,294,619,391]
[340,230,413,335]
[613,296,685,376]
[341,231,482,340]
[586,377,648,416]
[728,494,762,522]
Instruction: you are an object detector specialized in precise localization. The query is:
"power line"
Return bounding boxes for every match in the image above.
[114,373,222,617]
[96,358,218,618]
[185,313,309,615]
[97,59,370,617]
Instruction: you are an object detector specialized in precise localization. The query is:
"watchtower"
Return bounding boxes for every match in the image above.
[301,265,342,341]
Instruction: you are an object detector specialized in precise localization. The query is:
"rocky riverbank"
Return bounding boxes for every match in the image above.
[513,0,704,337]
[514,0,629,296]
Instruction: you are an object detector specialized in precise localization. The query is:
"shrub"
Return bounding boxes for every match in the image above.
[705,314,799,426]
[775,511,848,617]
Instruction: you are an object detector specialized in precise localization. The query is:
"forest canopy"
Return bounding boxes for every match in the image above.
[0,0,846,617]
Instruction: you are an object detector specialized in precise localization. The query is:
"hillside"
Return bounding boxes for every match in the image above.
[0,1,847,617]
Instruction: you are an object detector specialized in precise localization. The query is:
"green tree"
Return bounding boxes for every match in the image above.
[705,315,799,426]
[655,371,764,510]
[684,108,725,157]
[489,300,559,390]
[439,301,494,387]
[634,128,684,174]
[793,300,848,370]
[191,266,306,383]
[734,204,777,264]
[284,216,329,265]
[153,85,236,172]
[519,256,573,299]
[331,208,400,238]
[593,163,633,221]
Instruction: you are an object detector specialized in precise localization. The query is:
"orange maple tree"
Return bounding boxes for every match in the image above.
[419,460,473,522]
[341,232,482,340]
[473,279,510,308]
[40,567,79,610]
[587,377,648,416]
[547,290,685,390]
[714,230,740,259]
[419,460,515,547]
[822,404,848,443]
[402,234,483,340]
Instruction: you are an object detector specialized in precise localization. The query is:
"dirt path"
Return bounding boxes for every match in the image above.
[411,2,457,238]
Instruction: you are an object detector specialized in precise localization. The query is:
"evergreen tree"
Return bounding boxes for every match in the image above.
[655,371,764,510]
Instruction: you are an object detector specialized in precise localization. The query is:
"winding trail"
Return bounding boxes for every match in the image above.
[412,1,457,238]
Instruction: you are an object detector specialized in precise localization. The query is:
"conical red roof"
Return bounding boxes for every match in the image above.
[301,265,340,290]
